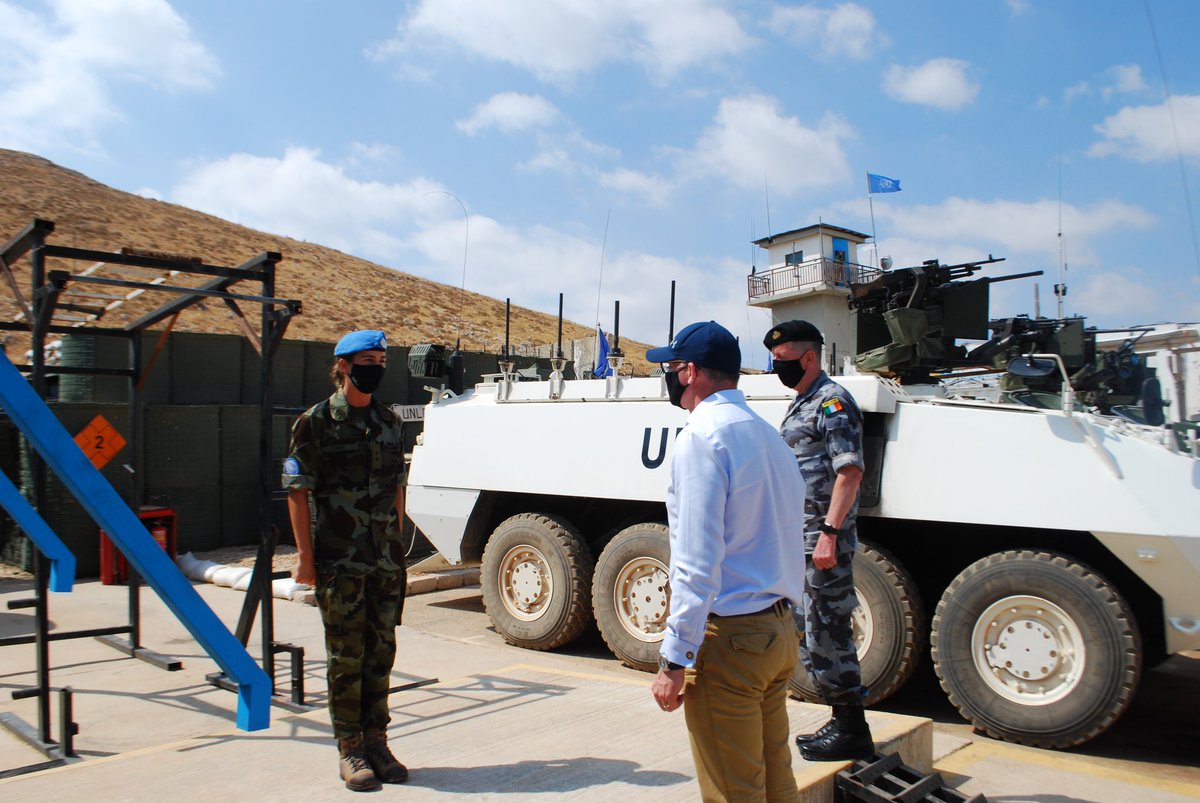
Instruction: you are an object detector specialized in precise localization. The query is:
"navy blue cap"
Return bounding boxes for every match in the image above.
[334,330,388,357]
[763,319,824,348]
[646,321,741,375]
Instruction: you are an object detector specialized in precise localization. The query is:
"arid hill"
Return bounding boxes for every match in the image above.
[0,148,652,373]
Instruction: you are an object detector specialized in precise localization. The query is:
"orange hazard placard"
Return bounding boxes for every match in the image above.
[74,415,127,470]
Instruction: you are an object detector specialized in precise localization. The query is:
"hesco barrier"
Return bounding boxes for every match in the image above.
[1,331,567,576]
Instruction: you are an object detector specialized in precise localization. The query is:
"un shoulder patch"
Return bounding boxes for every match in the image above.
[821,397,845,417]
[283,457,300,476]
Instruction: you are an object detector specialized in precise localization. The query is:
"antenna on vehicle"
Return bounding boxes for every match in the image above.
[550,293,566,399]
[1143,0,1200,279]
[1055,140,1068,319]
[604,300,625,393]
[668,280,676,341]
[498,298,515,387]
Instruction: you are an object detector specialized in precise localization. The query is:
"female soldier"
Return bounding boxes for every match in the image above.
[284,329,409,792]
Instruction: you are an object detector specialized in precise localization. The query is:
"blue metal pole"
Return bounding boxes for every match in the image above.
[0,350,270,730]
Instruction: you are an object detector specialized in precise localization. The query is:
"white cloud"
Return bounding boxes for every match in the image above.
[168,146,759,353]
[837,195,1170,323]
[1071,269,1163,321]
[171,147,441,259]
[875,196,1154,266]
[768,2,886,62]
[1104,64,1147,99]
[457,93,561,136]
[0,0,219,152]
[347,141,402,165]
[374,0,752,85]
[1063,80,1091,105]
[682,95,854,195]
[883,58,979,111]
[135,187,163,200]
[597,167,672,206]
[1089,95,1200,163]
[1006,0,1032,15]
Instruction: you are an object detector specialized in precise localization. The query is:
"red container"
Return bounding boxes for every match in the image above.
[99,506,177,585]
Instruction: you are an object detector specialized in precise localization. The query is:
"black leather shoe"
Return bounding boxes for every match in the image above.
[794,718,834,747]
[798,724,875,762]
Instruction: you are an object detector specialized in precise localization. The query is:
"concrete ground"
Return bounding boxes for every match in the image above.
[0,573,927,802]
[0,570,1197,802]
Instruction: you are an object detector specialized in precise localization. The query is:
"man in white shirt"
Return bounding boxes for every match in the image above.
[647,320,808,802]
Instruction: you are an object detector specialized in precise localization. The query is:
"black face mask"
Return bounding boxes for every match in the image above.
[664,369,688,408]
[773,358,805,389]
[349,363,385,395]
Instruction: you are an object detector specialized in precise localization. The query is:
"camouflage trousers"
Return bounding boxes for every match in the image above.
[794,531,866,706]
[315,566,407,739]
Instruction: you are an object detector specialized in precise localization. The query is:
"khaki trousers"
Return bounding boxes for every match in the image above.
[683,602,800,803]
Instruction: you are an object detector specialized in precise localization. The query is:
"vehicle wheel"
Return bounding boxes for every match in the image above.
[789,540,925,706]
[592,522,671,671]
[480,513,594,651]
[931,550,1141,749]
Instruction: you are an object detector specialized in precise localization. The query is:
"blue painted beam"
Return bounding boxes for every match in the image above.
[0,470,75,592]
[0,352,270,731]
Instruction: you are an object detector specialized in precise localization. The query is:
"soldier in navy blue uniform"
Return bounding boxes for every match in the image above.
[765,319,874,762]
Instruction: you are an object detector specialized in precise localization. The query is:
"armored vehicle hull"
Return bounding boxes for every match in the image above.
[406,372,1200,748]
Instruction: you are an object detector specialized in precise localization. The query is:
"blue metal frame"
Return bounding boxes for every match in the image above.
[0,471,74,592]
[0,351,270,731]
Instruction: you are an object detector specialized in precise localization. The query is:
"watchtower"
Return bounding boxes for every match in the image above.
[747,223,877,372]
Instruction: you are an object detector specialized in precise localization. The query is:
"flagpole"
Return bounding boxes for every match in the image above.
[867,173,880,269]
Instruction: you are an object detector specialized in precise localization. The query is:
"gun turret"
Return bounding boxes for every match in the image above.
[974,315,1159,419]
[848,255,1043,383]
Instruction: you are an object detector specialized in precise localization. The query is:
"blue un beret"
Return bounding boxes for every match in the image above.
[334,330,388,357]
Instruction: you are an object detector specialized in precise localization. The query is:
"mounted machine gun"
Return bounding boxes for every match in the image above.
[848,256,1042,382]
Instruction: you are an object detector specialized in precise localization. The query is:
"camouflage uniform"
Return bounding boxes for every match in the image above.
[779,371,867,706]
[283,389,407,739]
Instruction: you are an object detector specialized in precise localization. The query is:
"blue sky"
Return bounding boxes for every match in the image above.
[2,0,1198,369]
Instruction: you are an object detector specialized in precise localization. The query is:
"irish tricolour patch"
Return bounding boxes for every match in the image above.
[821,398,844,417]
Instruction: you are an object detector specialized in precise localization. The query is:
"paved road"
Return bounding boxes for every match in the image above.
[403,583,1200,799]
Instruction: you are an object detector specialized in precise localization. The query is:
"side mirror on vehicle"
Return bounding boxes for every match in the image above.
[1007,356,1058,379]
[1141,376,1166,427]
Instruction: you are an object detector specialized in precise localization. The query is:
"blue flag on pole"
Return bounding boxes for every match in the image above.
[594,327,611,377]
[867,173,901,194]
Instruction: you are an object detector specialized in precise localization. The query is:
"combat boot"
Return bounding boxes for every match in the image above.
[338,734,383,792]
[798,703,874,762]
[794,714,835,747]
[364,727,409,783]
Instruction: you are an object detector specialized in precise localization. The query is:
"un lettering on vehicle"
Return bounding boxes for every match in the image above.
[641,427,683,469]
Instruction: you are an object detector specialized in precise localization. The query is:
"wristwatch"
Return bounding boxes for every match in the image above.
[658,654,684,672]
[818,521,843,536]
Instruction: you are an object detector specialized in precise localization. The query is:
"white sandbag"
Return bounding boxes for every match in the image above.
[231,569,254,592]
[210,565,252,588]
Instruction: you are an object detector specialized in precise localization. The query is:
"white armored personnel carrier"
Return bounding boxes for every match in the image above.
[405,225,1199,749]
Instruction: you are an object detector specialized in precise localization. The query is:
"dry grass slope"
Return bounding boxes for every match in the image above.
[0,149,653,373]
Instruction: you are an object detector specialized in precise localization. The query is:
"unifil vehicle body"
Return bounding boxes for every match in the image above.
[406,226,1200,748]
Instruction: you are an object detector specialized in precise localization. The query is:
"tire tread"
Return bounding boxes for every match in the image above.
[931,549,1141,749]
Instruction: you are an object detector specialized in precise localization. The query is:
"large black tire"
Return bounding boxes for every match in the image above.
[789,540,925,706]
[931,550,1141,749]
[480,513,594,651]
[592,523,671,671]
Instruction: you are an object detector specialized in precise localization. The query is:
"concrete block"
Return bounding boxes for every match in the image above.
[406,575,438,595]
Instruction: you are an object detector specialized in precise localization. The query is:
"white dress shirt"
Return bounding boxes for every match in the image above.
[661,388,807,667]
